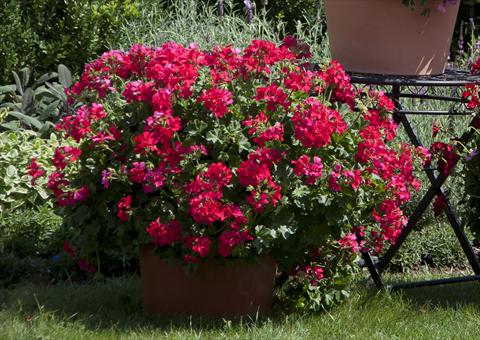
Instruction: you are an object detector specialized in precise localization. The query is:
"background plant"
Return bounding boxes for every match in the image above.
[0,130,58,216]
[0,0,141,84]
[114,0,331,64]
[0,204,63,257]
[461,128,480,241]
[0,65,71,136]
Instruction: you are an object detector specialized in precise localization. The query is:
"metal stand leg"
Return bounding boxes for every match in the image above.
[360,85,480,290]
[394,114,480,275]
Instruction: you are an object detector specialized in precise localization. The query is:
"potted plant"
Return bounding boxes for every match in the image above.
[324,0,460,75]
[30,38,424,316]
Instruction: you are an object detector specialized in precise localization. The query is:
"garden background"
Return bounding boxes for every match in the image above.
[1,0,480,338]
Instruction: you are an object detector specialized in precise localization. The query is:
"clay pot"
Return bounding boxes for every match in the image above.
[324,0,460,75]
[139,244,277,317]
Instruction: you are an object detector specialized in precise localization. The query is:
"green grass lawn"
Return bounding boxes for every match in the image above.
[1,273,480,339]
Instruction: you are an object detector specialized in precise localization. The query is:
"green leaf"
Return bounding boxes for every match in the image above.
[292,183,310,198]
[12,71,23,95]
[8,111,43,130]
[21,88,34,114]
[1,121,20,131]
[0,85,17,95]
[206,129,221,144]
[277,225,295,239]
[41,100,61,117]
[45,82,67,99]
[5,165,17,177]
[58,64,72,88]
[6,149,19,159]
[20,68,30,90]
[34,72,58,88]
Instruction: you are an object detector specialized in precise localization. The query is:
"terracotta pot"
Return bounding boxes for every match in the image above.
[139,244,277,317]
[324,0,460,75]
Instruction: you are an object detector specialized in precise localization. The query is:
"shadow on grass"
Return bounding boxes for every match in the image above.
[0,276,288,332]
[358,272,480,310]
[2,273,480,333]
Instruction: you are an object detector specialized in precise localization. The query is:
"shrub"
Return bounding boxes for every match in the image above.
[0,0,141,84]
[32,39,423,310]
[0,130,58,216]
[0,204,67,288]
[0,205,62,257]
[0,255,53,288]
[0,65,71,136]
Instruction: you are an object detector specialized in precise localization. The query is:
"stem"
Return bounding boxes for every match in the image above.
[217,0,224,17]
[244,0,254,24]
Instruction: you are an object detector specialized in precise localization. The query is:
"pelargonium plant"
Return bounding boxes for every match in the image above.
[30,38,425,310]
[454,58,480,238]
[428,58,480,220]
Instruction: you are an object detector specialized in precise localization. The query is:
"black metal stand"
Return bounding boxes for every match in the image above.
[349,69,480,290]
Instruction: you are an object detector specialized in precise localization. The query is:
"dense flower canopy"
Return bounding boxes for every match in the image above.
[31,39,424,300]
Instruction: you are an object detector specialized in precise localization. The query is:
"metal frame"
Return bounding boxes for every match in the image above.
[349,69,480,290]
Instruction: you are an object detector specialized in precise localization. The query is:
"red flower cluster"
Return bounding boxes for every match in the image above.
[218,229,254,257]
[47,171,89,207]
[242,112,284,146]
[198,88,233,118]
[117,195,132,222]
[339,232,362,253]
[146,218,182,246]
[471,58,480,75]
[318,60,356,108]
[28,158,45,185]
[430,141,459,176]
[281,35,312,59]
[433,194,447,218]
[463,83,480,109]
[184,236,212,258]
[52,146,81,170]
[294,264,325,286]
[350,91,423,251]
[237,148,284,212]
[292,97,347,148]
[292,155,324,185]
[254,83,290,112]
[31,38,422,276]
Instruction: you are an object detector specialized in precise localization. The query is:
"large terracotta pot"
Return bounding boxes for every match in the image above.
[324,0,460,75]
[139,244,277,317]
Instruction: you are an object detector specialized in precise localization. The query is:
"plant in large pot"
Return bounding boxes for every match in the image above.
[30,38,424,316]
[324,0,460,75]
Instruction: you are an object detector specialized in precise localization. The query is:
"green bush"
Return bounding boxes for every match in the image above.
[0,65,71,136]
[0,255,53,288]
[0,204,66,288]
[0,130,58,216]
[0,0,141,84]
[0,205,63,257]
